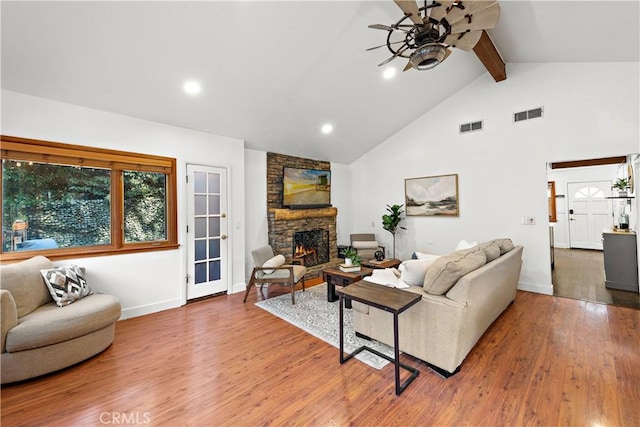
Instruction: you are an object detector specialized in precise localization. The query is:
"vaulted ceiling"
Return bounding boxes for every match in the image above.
[2,1,639,164]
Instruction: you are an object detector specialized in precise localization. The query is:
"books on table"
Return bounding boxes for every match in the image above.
[339,264,361,273]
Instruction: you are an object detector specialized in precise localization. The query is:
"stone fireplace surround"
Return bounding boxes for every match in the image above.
[266,152,339,278]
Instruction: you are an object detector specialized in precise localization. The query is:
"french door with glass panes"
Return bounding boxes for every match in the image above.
[186,164,228,299]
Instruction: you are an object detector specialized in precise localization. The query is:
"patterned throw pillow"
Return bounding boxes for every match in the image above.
[40,265,92,307]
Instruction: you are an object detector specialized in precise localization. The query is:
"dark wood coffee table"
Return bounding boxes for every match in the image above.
[337,280,421,396]
[322,266,373,308]
[362,258,401,269]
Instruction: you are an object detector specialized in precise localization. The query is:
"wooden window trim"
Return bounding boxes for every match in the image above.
[1,135,178,263]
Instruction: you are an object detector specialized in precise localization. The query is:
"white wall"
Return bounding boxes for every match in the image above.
[242,151,352,278]
[1,90,246,319]
[348,62,640,295]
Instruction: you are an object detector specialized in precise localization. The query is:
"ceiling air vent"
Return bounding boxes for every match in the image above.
[459,120,483,134]
[514,107,544,123]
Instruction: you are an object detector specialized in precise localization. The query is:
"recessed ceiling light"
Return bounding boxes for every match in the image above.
[183,80,201,95]
[321,124,333,134]
[383,67,396,79]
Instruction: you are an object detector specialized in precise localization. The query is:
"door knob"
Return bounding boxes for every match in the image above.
[221,235,227,240]
[221,213,226,218]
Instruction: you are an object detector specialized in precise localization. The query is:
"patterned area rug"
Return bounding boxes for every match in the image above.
[255,283,394,369]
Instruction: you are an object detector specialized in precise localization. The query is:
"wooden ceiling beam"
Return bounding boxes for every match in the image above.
[551,156,627,169]
[473,30,506,82]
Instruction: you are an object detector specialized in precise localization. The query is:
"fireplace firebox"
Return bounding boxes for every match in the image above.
[293,229,329,267]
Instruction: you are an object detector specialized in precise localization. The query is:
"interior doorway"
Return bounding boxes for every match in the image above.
[547,156,637,307]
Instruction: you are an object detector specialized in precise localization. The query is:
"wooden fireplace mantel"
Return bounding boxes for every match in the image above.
[269,207,338,221]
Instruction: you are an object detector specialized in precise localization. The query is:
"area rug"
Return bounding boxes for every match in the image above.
[255,283,394,369]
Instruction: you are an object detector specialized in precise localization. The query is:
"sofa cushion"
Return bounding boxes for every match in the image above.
[41,265,92,307]
[0,256,54,318]
[478,240,501,262]
[493,238,515,255]
[4,293,121,353]
[399,257,440,286]
[423,249,487,295]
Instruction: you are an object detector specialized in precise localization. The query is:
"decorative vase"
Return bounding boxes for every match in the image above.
[344,258,353,266]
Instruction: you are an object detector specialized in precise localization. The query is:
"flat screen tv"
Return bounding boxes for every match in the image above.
[283,167,331,209]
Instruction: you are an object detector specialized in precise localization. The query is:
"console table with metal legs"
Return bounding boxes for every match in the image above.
[337,280,421,396]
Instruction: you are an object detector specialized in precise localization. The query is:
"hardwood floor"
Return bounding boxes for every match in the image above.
[553,248,640,310]
[2,280,639,426]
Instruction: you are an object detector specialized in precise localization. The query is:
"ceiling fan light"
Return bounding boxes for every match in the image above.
[409,43,447,70]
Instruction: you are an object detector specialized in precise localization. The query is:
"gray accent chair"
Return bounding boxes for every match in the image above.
[1,256,121,384]
[243,245,307,304]
[350,233,385,261]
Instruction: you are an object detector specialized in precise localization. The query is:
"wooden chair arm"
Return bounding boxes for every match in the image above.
[251,265,294,277]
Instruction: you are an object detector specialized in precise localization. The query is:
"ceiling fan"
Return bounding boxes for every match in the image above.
[368,0,501,71]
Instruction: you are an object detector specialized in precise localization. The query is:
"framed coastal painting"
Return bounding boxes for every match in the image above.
[405,174,459,216]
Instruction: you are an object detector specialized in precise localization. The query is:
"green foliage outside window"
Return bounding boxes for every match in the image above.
[2,160,168,252]
[124,171,167,243]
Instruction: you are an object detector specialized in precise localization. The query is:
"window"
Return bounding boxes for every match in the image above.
[1,135,178,261]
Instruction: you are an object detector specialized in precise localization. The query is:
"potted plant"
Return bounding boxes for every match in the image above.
[382,204,406,259]
[342,247,361,266]
[612,177,629,197]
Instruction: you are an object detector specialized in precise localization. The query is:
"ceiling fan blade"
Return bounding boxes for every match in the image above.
[445,1,496,25]
[444,30,482,51]
[366,39,406,51]
[393,0,423,26]
[449,3,501,33]
[429,1,454,22]
[377,44,409,66]
[443,47,453,61]
[368,23,410,33]
[403,59,414,72]
[369,23,395,31]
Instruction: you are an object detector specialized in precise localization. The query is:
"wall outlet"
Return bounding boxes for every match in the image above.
[521,217,536,225]
[371,221,375,228]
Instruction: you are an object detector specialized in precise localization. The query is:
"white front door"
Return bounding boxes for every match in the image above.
[186,164,228,299]
[567,181,612,250]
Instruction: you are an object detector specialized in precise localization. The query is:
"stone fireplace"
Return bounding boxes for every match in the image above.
[292,229,329,267]
[266,152,339,278]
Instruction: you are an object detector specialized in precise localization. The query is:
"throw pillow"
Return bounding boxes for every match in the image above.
[455,240,478,251]
[423,249,486,295]
[351,240,379,250]
[262,254,286,274]
[399,257,440,286]
[414,251,440,260]
[478,240,501,262]
[493,238,515,255]
[40,265,92,307]
[365,268,406,288]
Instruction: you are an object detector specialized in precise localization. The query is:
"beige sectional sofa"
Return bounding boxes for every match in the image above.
[1,256,121,384]
[352,240,523,377]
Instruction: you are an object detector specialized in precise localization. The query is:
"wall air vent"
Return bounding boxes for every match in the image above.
[514,107,544,122]
[459,120,483,134]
